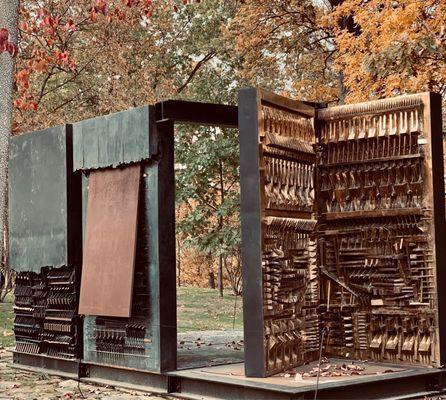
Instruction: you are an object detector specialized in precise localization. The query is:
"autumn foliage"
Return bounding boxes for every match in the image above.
[6,0,446,292]
[0,28,17,56]
[327,0,446,103]
[229,0,446,109]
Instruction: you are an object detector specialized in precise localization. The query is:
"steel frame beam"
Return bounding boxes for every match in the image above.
[155,100,238,128]
[153,100,239,373]
[12,353,446,400]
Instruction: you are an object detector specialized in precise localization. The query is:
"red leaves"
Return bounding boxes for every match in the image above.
[123,0,139,7]
[55,51,69,63]
[14,98,38,112]
[91,0,109,21]
[94,0,108,15]
[36,9,58,35]
[65,19,76,32]
[0,28,9,44]
[0,28,18,57]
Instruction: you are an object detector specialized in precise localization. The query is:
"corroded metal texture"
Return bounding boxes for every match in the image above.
[239,88,445,377]
[72,106,150,171]
[79,164,141,318]
[9,126,76,272]
[14,266,82,359]
[316,92,446,368]
[239,88,319,377]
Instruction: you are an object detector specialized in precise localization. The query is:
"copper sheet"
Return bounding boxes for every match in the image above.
[79,164,140,317]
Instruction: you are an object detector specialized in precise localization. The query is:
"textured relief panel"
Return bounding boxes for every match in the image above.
[239,88,319,377]
[240,89,445,377]
[14,266,82,359]
[316,93,443,367]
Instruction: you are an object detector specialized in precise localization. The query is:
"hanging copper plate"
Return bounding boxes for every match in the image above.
[79,164,140,317]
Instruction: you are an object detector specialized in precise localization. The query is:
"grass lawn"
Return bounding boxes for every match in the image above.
[0,287,242,347]
[0,293,14,348]
[177,286,243,333]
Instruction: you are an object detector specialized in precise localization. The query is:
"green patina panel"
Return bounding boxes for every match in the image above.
[9,125,71,272]
[72,106,150,171]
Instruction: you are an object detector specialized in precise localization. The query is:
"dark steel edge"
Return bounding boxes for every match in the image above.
[150,115,177,373]
[428,92,446,366]
[12,353,446,399]
[168,366,446,400]
[12,352,80,376]
[238,87,266,377]
[155,100,238,128]
[258,87,316,117]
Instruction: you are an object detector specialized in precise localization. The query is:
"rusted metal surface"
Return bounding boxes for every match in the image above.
[9,125,82,272]
[239,88,319,377]
[239,89,446,378]
[72,106,150,171]
[79,164,141,318]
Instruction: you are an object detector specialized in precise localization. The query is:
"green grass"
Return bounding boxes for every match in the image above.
[177,286,243,332]
[0,293,14,348]
[0,287,242,347]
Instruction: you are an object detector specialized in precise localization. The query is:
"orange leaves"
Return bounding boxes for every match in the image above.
[94,0,108,15]
[16,69,30,89]
[34,59,48,72]
[14,68,38,112]
[325,0,446,102]
[14,98,38,112]
[90,0,108,22]
[90,10,98,22]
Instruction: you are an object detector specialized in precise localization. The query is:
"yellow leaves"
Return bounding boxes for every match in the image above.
[323,0,446,103]
[34,59,48,72]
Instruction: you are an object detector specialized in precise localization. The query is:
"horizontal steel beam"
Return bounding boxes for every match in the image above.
[155,100,238,128]
[12,355,446,400]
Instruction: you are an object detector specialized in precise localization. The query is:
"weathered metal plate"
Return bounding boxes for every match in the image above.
[9,126,72,272]
[72,106,150,171]
[79,164,141,317]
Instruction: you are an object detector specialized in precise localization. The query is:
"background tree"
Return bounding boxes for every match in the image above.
[12,0,243,297]
[9,0,446,301]
[0,0,19,302]
[227,0,343,103]
[326,0,446,108]
[175,121,241,297]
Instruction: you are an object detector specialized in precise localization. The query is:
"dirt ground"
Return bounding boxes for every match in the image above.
[0,348,179,400]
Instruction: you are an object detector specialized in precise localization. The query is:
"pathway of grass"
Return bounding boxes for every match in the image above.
[177,286,243,332]
[0,293,14,348]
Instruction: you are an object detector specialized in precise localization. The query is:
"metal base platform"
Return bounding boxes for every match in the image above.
[12,353,446,399]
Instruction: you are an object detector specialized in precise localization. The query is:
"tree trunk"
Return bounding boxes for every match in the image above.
[208,271,216,289]
[218,158,225,297]
[0,0,19,302]
[218,253,223,297]
[176,236,181,287]
[0,268,13,302]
